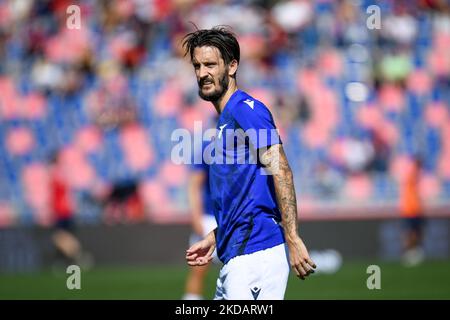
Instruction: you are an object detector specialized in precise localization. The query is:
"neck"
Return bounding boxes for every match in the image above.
[212,81,238,114]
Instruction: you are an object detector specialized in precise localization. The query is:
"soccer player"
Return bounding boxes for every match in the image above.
[49,151,92,269]
[400,156,425,267]
[183,140,218,300]
[183,27,316,300]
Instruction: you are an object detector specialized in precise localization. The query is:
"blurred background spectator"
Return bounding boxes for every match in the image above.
[400,155,426,266]
[48,150,92,269]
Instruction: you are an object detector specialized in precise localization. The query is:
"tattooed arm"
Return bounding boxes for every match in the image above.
[260,143,316,279]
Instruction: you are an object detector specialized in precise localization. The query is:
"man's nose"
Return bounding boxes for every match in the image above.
[199,65,209,79]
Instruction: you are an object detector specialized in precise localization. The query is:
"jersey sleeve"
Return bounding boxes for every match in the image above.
[231,100,282,149]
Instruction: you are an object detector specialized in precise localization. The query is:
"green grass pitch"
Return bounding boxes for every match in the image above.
[1,260,449,299]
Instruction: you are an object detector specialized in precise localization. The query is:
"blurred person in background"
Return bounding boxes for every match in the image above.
[183,139,218,300]
[400,155,425,267]
[103,179,145,225]
[49,151,93,269]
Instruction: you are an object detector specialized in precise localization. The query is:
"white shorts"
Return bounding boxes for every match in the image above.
[189,214,219,263]
[214,243,290,300]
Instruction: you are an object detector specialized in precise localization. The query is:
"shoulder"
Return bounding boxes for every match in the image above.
[229,91,272,118]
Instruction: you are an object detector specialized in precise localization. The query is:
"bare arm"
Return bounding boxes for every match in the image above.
[188,170,206,236]
[260,143,316,279]
[260,144,298,238]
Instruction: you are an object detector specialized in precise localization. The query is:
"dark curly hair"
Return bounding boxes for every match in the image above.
[182,26,240,66]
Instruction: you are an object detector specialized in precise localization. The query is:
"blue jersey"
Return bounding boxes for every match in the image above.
[191,140,214,217]
[209,90,285,264]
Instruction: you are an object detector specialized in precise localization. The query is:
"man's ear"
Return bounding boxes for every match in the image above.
[228,59,238,77]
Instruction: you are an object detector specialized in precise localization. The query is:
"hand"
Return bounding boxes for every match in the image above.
[286,235,316,280]
[186,238,215,266]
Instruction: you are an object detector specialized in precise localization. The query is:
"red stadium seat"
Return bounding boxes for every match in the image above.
[139,179,172,217]
[406,69,432,96]
[438,151,450,180]
[194,98,216,117]
[419,173,441,199]
[45,28,91,63]
[0,202,15,227]
[311,88,338,128]
[425,102,449,129]
[357,104,383,129]
[154,84,183,117]
[6,127,36,156]
[159,160,188,188]
[21,163,52,226]
[435,31,450,50]
[74,126,103,154]
[22,93,47,120]
[239,34,266,60]
[179,107,208,132]
[374,120,399,147]
[329,139,345,165]
[301,121,330,148]
[318,49,343,78]
[390,155,414,182]
[428,47,450,77]
[344,174,373,201]
[248,88,276,111]
[119,124,154,171]
[379,84,405,112]
[60,146,96,189]
[0,76,19,120]
[297,69,321,97]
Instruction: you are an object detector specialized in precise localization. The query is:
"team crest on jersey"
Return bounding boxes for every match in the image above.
[244,99,254,109]
[218,123,228,139]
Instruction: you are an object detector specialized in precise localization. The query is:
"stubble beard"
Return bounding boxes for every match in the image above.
[198,72,229,103]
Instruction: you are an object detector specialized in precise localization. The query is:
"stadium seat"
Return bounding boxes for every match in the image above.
[159,160,188,188]
[21,163,52,225]
[153,84,183,117]
[407,69,432,96]
[60,146,96,190]
[5,127,36,156]
[119,124,154,172]
[420,173,441,199]
[301,121,330,148]
[318,49,343,78]
[0,202,16,227]
[45,28,91,64]
[178,106,208,132]
[344,173,373,201]
[379,84,405,112]
[21,93,47,120]
[425,101,448,129]
[356,103,383,129]
[139,179,172,218]
[438,151,450,180]
[74,126,103,154]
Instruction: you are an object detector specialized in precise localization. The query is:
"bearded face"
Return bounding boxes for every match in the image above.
[193,46,231,103]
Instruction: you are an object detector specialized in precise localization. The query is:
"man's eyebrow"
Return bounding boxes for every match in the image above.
[192,59,217,65]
